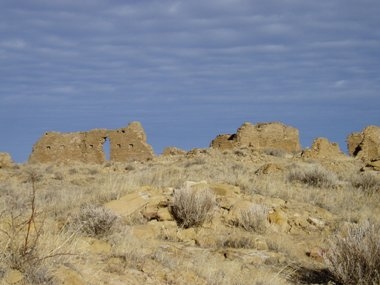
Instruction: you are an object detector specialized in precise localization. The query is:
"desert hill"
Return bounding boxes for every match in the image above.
[0,122,379,284]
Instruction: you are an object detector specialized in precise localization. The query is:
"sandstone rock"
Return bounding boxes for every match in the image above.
[268,208,290,232]
[210,134,237,150]
[54,265,86,285]
[4,269,24,284]
[210,122,301,153]
[104,192,149,218]
[28,121,154,164]
[162,147,186,156]
[347,125,380,163]
[255,163,284,175]
[0,152,14,169]
[157,207,173,221]
[306,246,325,263]
[302,137,347,160]
[367,160,380,171]
[77,237,112,254]
[209,183,240,196]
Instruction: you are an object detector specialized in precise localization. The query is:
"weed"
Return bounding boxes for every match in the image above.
[288,164,338,188]
[235,204,269,234]
[71,204,118,237]
[350,172,379,195]
[323,221,380,284]
[170,186,215,228]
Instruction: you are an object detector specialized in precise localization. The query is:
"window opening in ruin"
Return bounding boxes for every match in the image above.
[117,144,121,148]
[129,144,134,149]
[103,137,110,160]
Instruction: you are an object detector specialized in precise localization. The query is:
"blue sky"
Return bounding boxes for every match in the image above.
[1,0,379,162]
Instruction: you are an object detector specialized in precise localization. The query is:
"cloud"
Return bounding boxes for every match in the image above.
[0,0,379,162]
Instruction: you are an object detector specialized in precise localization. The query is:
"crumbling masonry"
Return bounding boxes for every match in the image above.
[28,122,154,164]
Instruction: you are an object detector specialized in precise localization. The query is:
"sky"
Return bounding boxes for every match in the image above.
[1,0,379,162]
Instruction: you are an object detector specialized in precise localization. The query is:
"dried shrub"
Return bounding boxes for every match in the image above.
[288,164,338,188]
[0,172,73,284]
[351,172,379,195]
[235,204,269,234]
[72,204,118,237]
[170,187,215,228]
[323,221,380,285]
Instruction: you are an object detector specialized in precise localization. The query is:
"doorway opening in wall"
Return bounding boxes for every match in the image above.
[103,137,110,161]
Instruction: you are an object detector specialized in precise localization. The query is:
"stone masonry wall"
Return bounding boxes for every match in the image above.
[28,122,154,164]
[210,122,301,153]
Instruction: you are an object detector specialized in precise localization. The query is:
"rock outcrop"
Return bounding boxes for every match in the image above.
[0,152,14,169]
[302,137,347,160]
[28,122,154,164]
[210,122,301,153]
[347,126,380,165]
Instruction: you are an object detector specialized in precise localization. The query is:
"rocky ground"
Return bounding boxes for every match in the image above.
[0,146,379,284]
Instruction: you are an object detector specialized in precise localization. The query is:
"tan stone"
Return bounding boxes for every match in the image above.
[54,265,86,285]
[28,121,154,164]
[367,160,380,171]
[104,192,149,218]
[209,183,240,196]
[255,163,284,175]
[162,146,186,156]
[0,152,14,169]
[268,208,290,232]
[157,207,173,221]
[4,269,24,284]
[347,125,380,163]
[210,122,301,153]
[77,237,112,254]
[210,134,237,150]
[302,137,347,160]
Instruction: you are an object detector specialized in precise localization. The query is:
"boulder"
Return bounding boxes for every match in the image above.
[0,152,14,169]
[347,125,380,164]
[301,137,347,160]
[211,122,301,153]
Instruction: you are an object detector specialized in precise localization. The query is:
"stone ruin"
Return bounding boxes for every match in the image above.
[301,137,347,160]
[210,122,301,153]
[28,122,154,164]
[347,125,380,170]
[0,152,14,169]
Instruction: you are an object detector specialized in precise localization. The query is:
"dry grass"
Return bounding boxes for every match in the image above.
[287,163,338,188]
[350,172,380,195]
[70,204,119,237]
[0,171,77,284]
[170,186,216,228]
[234,204,269,234]
[323,221,380,285]
[1,146,378,284]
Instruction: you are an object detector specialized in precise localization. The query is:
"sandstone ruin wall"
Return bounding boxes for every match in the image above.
[28,122,154,164]
[210,122,301,153]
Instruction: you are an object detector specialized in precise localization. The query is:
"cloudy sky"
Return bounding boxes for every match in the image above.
[1,0,379,162]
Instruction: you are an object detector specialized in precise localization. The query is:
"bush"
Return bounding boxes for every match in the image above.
[351,173,379,195]
[72,204,118,237]
[323,221,380,284]
[288,164,337,188]
[170,187,216,228]
[235,204,269,234]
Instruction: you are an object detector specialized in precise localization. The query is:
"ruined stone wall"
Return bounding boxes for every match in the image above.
[347,125,380,162]
[209,134,237,150]
[0,152,14,168]
[301,137,347,160]
[28,122,154,164]
[236,122,301,153]
[109,122,154,162]
[210,122,301,153]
